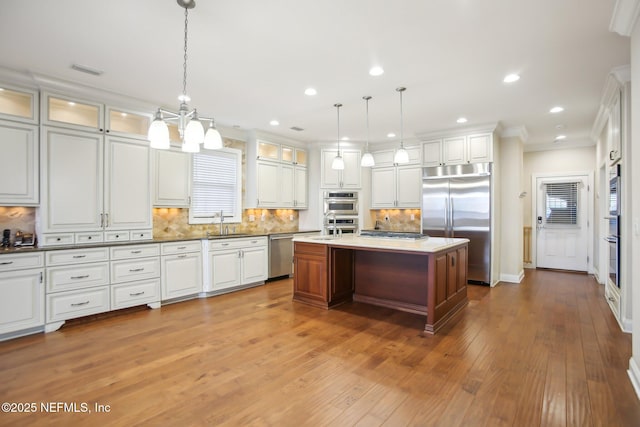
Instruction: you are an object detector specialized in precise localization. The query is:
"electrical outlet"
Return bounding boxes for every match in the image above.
[410,214,415,220]
[289,214,294,221]
[384,215,390,222]
[261,213,266,221]
[249,214,255,222]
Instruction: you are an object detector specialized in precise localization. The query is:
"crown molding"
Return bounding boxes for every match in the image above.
[590,67,629,141]
[610,0,640,36]
[500,126,529,143]
[415,122,501,140]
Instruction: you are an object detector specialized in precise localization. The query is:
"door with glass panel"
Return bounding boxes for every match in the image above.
[535,175,589,271]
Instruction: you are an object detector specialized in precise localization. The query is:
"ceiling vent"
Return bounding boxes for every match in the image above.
[290,126,304,132]
[71,63,104,76]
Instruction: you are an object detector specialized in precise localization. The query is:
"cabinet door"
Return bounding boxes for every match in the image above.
[396,166,422,208]
[371,167,397,208]
[443,137,466,165]
[294,148,307,166]
[161,252,202,300]
[422,140,443,166]
[256,161,280,207]
[210,250,241,290]
[0,120,38,205]
[104,136,152,229]
[321,149,341,188]
[280,164,295,207]
[0,269,44,335]
[241,246,268,284]
[41,127,104,232]
[153,147,191,207]
[341,150,362,189]
[467,133,492,163]
[294,166,308,209]
[42,92,104,132]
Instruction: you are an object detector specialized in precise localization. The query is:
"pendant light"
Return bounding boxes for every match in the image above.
[393,87,410,164]
[331,103,345,170]
[361,96,375,167]
[147,0,222,152]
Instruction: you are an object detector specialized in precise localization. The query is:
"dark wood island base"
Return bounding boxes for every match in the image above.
[293,239,469,334]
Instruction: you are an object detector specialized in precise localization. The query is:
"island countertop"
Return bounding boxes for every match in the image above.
[292,234,469,253]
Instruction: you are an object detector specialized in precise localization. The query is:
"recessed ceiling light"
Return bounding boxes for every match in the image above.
[550,106,564,113]
[387,133,396,138]
[304,87,317,96]
[456,117,468,124]
[369,66,384,76]
[269,120,279,126]
[554,135,567,142]
[503,73,520,83]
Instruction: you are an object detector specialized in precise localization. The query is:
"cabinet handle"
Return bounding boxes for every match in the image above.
[177,246,187,250]
[40,272,43,283]
[178,254,187,258]
[608,296,615,302]
[131,250,142,254]
[129,291,145,297]
[129,268,145,272]
[0,261,13,265]
[251,240,258,244]
[106,213,110,227]
[72,255,86,259]
[100,213,104,228]
[70,275,90,280]
[221,243,229,246]
[71,301,90,307]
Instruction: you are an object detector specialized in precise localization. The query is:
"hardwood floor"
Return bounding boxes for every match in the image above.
[0,269,638,426]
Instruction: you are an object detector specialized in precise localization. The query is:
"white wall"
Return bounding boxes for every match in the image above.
[499,136,524,282]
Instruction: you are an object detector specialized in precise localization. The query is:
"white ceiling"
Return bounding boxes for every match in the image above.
[0,0,630,150]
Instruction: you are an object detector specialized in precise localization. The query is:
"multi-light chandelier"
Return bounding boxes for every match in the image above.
[147,0,222,152]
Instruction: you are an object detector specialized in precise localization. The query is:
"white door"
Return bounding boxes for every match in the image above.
[396,166,422,208]
[371,167,396,208]
[535,175,589,271]
[256,161,280,207]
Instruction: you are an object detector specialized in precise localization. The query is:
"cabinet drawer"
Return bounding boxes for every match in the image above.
[47,262,110,293]
[209,237,267,251]
[46,286,110,322]
[130,230,153,241]
[41,233,75,246]
[105,231,130,242]
[75,232,104,244]
[161,240,201,255]
[111,278,160,310]
[46,247,109,266]
[0,252,44,272]
[110,244,160,260]
[110,257,160,284]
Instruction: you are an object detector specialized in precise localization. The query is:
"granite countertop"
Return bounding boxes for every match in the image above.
[292,234,469,254]
[0,230,321,254]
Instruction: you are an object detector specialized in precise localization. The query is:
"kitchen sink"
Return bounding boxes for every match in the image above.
[359,230,428,240]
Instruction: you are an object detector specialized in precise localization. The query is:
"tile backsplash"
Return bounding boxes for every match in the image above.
[369,209,421,232]
[153,208,299,239]
[0,207,36,241]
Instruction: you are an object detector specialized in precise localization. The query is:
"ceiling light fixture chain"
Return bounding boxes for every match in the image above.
[393,86,409,164]
[331,103,345,170]
[361,96,375,167]
[147,0,223,152]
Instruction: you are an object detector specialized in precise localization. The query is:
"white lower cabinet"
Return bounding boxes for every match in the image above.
[111,278,160,310]
[0,253,45,339]
[47,286,110,323]
[208,237,268,293]
[109,243,160,310]
[161,241,202,301]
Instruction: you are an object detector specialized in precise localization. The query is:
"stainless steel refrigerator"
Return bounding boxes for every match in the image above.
[422,163,491,285]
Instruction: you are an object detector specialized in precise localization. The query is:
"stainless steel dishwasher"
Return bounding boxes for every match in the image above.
[268,234,294,279]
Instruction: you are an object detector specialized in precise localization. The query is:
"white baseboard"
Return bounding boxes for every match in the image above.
[622,316,633,333]
[499,270,525,284]
[628,357,640,400]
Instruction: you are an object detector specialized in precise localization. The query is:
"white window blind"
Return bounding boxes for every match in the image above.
[544,182,578,226]
[189,148,241,223]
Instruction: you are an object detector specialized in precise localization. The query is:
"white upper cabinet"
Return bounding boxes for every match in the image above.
[321,148,361,189]
[373,146,421,167]
[105,107,152,140]
[371,165,421,209]
[0,84,38,124]
[153,146,191,207]
[423,132,493,166]
[0,120,38,205]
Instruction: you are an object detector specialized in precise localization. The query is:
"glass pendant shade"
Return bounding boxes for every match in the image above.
[203,123,223,149]
[394,147,409,164]
[148,117,170,149]
[332,154,345,170]
[361,152,375,167]
[184,118,205,145]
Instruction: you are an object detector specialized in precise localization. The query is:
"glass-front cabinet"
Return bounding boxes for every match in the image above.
[0,84,38,124]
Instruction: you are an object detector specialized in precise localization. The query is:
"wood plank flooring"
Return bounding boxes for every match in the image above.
[0,269,638,426]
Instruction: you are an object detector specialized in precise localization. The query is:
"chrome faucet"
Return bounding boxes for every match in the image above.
[217,210,225,236]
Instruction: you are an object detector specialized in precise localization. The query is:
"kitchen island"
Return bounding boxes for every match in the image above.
[292,234,469,334]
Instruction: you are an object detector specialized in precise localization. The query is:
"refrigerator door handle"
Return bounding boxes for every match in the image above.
[450,199,454,235]
[444,201,449,236]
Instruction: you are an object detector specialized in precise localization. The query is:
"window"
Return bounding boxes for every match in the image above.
[544,182,578,226]
[189,148,242,224]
